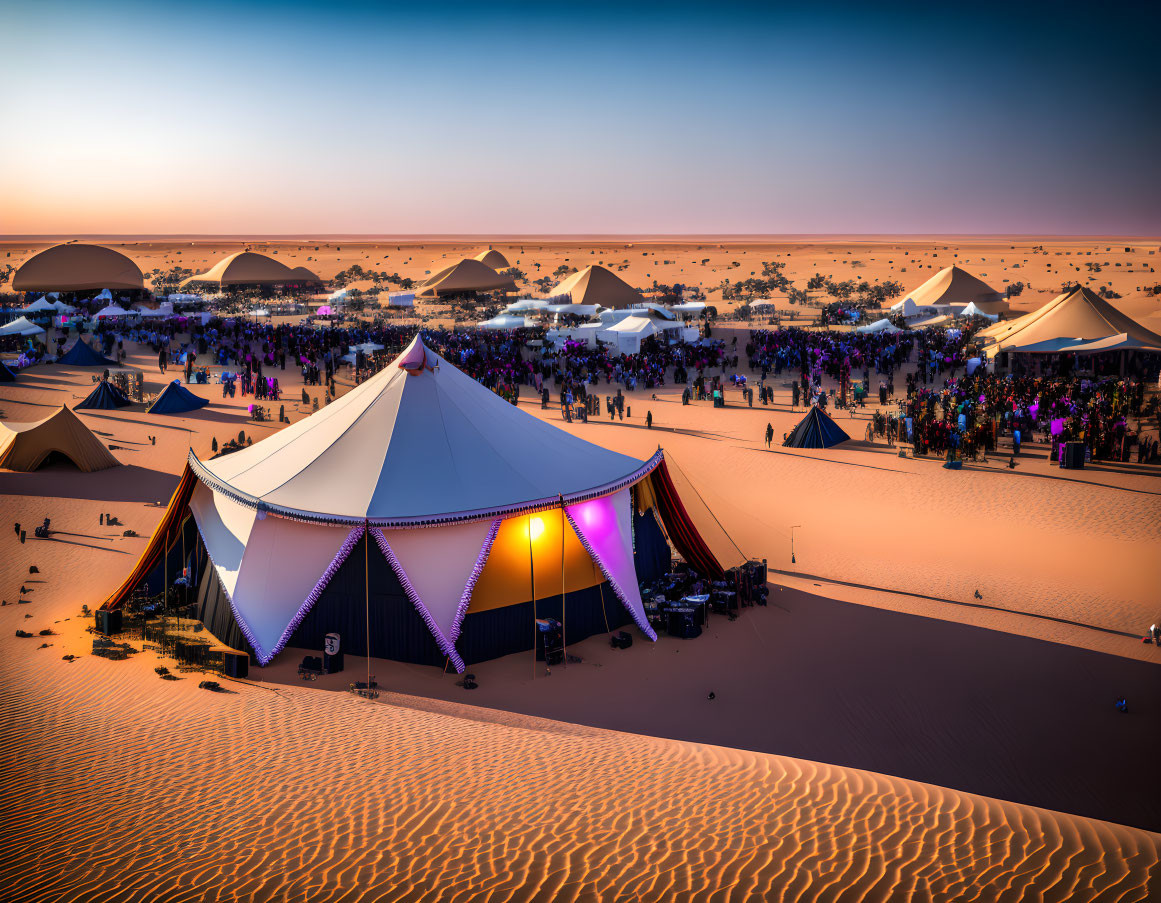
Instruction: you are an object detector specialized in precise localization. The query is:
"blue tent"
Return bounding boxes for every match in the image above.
[77,380,132,410]
[783,406,851,449]
[59,339,119,368]
[0,361,16,382]
[148,380,209,415]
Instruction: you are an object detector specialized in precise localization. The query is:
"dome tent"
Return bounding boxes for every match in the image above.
[783,406,851,449]
[181,251,296,288]
[58,339,119,368]
[12,243,145,292]
[77,380,132,410]
[0,405,120,472]
[416,259,517,297]
[551,265,642,310]
[474,249,511,269]
[148,380,209,415]
[102,336,733,672]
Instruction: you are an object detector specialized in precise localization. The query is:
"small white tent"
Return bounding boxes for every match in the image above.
[855,318,903,335]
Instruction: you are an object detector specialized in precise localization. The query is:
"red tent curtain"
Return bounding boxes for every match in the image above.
[647,459,725,579]
[100,464,197,611]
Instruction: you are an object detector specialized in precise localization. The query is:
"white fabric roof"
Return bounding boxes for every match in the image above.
[96,305,133,317]
[669,301,706,314]
[605,315,659,336]
[0,316,45,337]
[94,289,113,301]
[479,314,533,330]
[856,318,903,334]
[959,302,999,321]
[505,298,551,313]
[193,334,650,522]
[24,298,56,312]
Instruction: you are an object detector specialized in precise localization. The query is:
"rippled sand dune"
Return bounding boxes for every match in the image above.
[1,650,1158,903]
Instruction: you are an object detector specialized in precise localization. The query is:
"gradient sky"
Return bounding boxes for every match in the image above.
[1,0,1158,235]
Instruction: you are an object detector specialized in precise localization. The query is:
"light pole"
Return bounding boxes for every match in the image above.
[790,525,801,565]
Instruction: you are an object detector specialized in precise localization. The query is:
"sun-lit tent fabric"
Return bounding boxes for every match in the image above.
[474,249,511,269]
[148,380,209,415]
[0,317,45,337]
[76,380,132,410]
[566,489,655,640]
[181,251,296,288]
[479,314,533,330]
[985,286,1161,352]
[192,335,653,524]
[12,243,145,292]
[417,259,517,297]
[855,318,903,334]
[550,265,642,310]
[189,481,257,600]
[548,303,599,316]
[328,288,349,302]
[58,339,118,367]
[911,314,953,328]
[134,303,175,318]
[373,518,499,669]
[51,299,76,313]
[901,266,1002,311]
[783,406,851,449]
[0,405,120,472]
[669,301,707,315]
[632,302,676,321]
[167,293,202,303]
[600,315,658,353]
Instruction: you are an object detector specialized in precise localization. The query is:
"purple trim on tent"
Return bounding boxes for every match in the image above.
[187,448,664,529]
[450,518,501,646]
[565,510,657,642]
[191,515,365,666]
[371,528,467,673]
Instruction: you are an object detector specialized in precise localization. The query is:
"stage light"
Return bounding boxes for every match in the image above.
[527,516,544,542]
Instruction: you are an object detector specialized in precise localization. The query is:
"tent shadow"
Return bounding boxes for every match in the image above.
[0,464,180,504]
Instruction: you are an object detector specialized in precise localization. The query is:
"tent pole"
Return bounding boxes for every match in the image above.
[364,520,371,692]
[527,516,536,679]
[559,496,567,666]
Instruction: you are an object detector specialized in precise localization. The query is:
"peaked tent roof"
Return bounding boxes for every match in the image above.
[416,259,517,297]
[191,334,654,523]
[551,265,642,310]
[983,285,1161,352]
[148,380,210,415]
[0,316,46,337]
[180,252,296,288]
[903,266,1003,310]
[12,243,145,292]
[77,380,132,410]
[0,405,121,472]
[58,339,120,368]
[783,406,851,449]
[0,361,17,382]
[474,249,511,269]
[288,266,323,284]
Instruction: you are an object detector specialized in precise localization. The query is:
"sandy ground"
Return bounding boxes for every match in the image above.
[2,242,1161,899]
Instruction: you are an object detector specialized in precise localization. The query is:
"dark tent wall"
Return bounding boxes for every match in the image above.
[194,505,671,668]
[783,406,851,449]
[59,339,119,368]
[76,380,131,410]
[138,513,201,601]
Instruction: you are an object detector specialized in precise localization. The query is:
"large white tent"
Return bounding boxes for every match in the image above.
[103,336,733,673]
[600,315,659,353]
[0,316,46,337]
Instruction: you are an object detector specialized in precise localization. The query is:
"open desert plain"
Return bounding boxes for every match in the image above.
[3,0,1160,901]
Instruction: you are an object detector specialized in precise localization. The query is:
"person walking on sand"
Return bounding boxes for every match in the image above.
[158,348,167,373]
[646,410,653,429]
[765,423,774,448]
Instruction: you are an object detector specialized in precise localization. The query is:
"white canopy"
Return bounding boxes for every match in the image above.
[24,298,56,313]
[856,318,903,334]
[669,301,707,314]
[135,303,175,318]
[547,303,599,316]
[960,302,999,321]
[191,334,650,523]
[95,305,133,318]
[328,288,350,301]
[479,314,533,330]
[0,316,46,337]
[889,297,918,317]
[51,299,76,313]
[167,293,203,303]
[505,298,551,313]
[94,289,113,302]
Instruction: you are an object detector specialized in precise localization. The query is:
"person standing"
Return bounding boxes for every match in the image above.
[765,423,774,448]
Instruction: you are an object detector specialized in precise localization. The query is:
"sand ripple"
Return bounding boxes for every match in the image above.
[1,653,1157,903]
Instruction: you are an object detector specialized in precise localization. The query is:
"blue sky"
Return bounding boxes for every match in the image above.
[1,0,1158,234]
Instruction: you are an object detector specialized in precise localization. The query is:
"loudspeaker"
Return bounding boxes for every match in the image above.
[323,650,344,674]
[1062,442,1086,469]
[222,652,248,679]
[96,609,122,636]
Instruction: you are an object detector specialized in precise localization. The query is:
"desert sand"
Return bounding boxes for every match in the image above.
[2,238,1160,901]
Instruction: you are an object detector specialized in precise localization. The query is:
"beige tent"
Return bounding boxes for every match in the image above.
[983,285,1161,352]
[551,265,642,310]
[288,266,323,285]
[474,249,511,270]
[901,266,1006,313]
[0,406,120,472]
[417,259,517,297]
[181,252,296,288]
[12,244,144,292]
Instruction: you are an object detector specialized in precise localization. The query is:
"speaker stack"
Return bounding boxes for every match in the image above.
[222,652,249,679]
[95,609,122,636]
